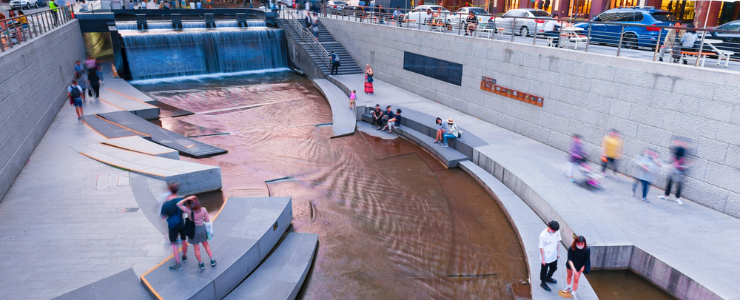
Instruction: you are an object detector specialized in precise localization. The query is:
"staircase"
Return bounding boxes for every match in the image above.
[277,14,362,76]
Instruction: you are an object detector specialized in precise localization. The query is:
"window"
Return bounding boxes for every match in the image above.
[595,12,616,22]
[403,52,463,86]
[614,12,635,22]
[469,8,488,14]
[650,12,678,22]
[633,12,643,21]
[718,23,740,31]
[530,10,551,17]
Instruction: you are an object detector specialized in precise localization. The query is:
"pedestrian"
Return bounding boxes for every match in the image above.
[371,104,383,128]
[68,79,85,120]
[329,51,340,76]
[364,64,374,94]
[658,21,682,62]
[377,105,393,130]
[632,149,660,203]
[442,118,458,148]
[74,60,84,78]
[434,117,448,144]
[160,183,189,271]
[304,0,310,18]
[84,55,96,72]
[561,235,590,300]
[679,24,697,65]
[465,13,476,36]
[382,108,401,133]
[565,134,584,182]
[95,58,104,85]
[141,0,147,8]
[392,7,401,26]
[49,0,59,26]
[657,139,688,205]
[311,12,319,37]
[87,68,101,100]
[76,72,87,101]
[348,90,356,110]
[544,15,560,47]
[600,129,622,180]
[539,220,561,292]
[177,196,216,270]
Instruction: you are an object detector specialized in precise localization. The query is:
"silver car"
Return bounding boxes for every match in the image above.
[500,8,553,37]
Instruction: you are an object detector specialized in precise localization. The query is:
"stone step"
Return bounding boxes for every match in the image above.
[101,136,179,160]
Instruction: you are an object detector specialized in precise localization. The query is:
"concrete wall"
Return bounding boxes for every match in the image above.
[0,21,86,201]
[320,17,740,218]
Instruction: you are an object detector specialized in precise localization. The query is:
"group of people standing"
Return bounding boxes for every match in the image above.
[161,183,216,271]
[68,56,104,120]
[539,220,590,300]
[566,130,688,205]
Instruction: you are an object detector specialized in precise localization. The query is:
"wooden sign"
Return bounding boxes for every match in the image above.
[480,76,544,107]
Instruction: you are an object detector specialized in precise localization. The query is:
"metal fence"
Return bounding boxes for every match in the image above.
[320,5,740,70]
[281,8,332,69]
[0,6,75,52]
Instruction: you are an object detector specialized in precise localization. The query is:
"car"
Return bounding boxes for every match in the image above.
[328,0,347,13]
[499,8,553,36]
[10,0,38,9]
[573,7,677,49]
[446,7,490,28]
[403,5,450,25]
[708,20,740,58]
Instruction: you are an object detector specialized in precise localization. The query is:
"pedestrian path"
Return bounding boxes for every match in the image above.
[0,71,176,298]
[332,74,740,300]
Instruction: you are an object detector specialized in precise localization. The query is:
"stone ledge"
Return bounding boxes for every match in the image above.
[311,79,356,137]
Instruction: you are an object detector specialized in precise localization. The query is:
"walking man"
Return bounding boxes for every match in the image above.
[657,139,688,205]
[68,80,85,120]
[329,51,340,76]
[539,221,561,292]
[601,129,623,180]
[49,0,59,26]
[160,183,189,271]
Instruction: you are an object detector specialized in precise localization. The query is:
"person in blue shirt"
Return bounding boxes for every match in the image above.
[382,109,401,132]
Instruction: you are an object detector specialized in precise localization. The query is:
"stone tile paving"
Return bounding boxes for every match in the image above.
[335,74,740,299]
[0,84,171,298]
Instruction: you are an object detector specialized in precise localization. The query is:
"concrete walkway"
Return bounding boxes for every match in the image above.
[0,75,171,298]
[333,73,740,300]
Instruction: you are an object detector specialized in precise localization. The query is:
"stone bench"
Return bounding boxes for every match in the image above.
[74,143,221,194]
[224,232,319,300]
[395,126,468,168]
[141,197,293,300]
[311,79,356,137]
[102,136,180,160]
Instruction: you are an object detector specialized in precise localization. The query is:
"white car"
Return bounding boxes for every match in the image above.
[499,8,553,36]
[446,7,490,28]
[404,5,450,25]
[10,0,39,9]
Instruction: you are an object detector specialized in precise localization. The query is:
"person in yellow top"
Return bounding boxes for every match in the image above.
[49,0,60,26]
[601,129,623,179]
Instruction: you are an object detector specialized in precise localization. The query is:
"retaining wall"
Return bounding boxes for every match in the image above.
[320,17,740,218]
[0,21,86,201]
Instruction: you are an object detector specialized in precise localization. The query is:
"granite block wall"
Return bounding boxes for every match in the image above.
[320,17,740,218]
[0,21,85,201]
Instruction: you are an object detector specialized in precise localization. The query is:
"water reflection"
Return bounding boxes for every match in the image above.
[136,72,529,299]
[587,270,675,300]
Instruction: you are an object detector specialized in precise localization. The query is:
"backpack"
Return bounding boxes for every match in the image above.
[69,85,81,99]
[166,207,183,229]
[334,54,340,62]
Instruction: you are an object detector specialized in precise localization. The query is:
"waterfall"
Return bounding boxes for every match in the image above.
[122,29,288,81]
[116,20,266,30]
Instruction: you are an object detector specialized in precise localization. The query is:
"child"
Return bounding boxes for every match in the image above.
[349,90,356,110]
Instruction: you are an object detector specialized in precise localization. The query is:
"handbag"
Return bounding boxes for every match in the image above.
[205,221,214,241]
[183,211,196,239]
[367,75,374,83]
[583,247,591,274]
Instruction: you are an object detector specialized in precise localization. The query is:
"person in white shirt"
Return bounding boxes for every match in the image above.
[539,221,562,292]
[544,14,561,47]
[141,0,147,8]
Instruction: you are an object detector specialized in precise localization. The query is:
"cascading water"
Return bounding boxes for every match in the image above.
[122,29,288,81]
[116,20,266,30]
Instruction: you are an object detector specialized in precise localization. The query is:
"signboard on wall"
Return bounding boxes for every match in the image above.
[480,76,544,107]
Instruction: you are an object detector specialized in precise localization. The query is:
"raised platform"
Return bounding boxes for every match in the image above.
[74,143,221,194]
[97,111,227,158]
[311,79,356,137]
[102,136,180,160]
[52,268,153,300]
[141,197,293,300]
[225,232,319,300]
[82,114,144,139]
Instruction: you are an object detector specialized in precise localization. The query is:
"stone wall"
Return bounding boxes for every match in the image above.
[0,21,86,201]
[320,17,740,218]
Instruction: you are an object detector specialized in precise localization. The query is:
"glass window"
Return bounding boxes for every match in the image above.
[650,12,678,22]
[567,0,591,18]
[595,12,616,22]
[633,12,643,21]
[530,10,551,17]
[718,23,740,31]
[615,12,634,22]
[469,8,488,14]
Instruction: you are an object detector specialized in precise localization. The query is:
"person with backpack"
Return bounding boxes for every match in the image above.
[67,80,85,120]
[87,69,101,101]
[329,51,340,76]
[160,183,189,271]
[177,196,216,270]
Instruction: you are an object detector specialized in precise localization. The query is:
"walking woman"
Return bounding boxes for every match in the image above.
[562,235,590,300]
[364,64,374,94]
[177,196,216,270]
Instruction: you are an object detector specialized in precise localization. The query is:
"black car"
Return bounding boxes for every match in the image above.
[708,20,740,58]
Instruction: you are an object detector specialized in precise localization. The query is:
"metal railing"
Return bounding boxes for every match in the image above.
[281,7,331,69]
[0,5,75,52]
[320,5,740,69]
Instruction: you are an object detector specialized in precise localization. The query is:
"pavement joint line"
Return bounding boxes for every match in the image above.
[100,141,172,156]
[77,151,167,178]
[97,97,128,111]
[103,87,158,107]
[93,113,151,137]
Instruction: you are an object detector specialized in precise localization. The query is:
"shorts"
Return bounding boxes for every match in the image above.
[73,98,83,107]
[168,223,186,243]
[388,123,397,130]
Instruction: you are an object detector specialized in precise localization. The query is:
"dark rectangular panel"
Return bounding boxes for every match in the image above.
[402,51,462,86]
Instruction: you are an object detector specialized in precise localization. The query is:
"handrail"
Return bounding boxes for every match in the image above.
[0,5,74,53]
[281,7,331,70]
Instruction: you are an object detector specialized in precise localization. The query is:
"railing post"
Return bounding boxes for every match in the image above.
[532,21,537,45]
[695,31,707,67]
[585,22,592,52]
[616,25,625,57]
[510,17,516,42]
[652,29,662,61]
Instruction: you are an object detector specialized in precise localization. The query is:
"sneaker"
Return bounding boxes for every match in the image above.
[182,255,187,263]
[441,143,448,148]
[169,263,182,271]
[631,191,635,197]
[545,277,557,284]
[572,292,578,300]
[434,141,439,144]
[561,287,572,293]
[676,199,683,205]
[658,57,663,62]
[657,195,669,200]
[376,127,381,130]
[210,259,217,267]
[642,197,649,203]
[540,282,551,292]
[569,178,575,183]
[78,117,81,121]
[198,262,205,270]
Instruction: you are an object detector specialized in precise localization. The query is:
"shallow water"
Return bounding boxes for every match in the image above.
[587,270,675,300]
[135,72,529,299]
